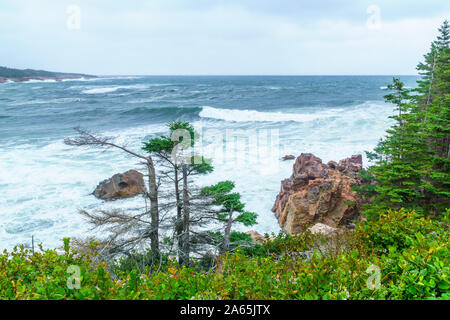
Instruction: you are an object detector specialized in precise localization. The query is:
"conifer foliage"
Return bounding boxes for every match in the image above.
[365,21,450,217]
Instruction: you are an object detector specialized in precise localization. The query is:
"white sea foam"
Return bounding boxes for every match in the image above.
[82,87,120,94]
[81,84,149,94]
[9,97,83,106]
[0,123,168,249]
[194,101,395,236]
[199,106,345,123]
[0,99,396,250]
[61,77,100,82]
[65,76,142,82]
[22,79,58,84]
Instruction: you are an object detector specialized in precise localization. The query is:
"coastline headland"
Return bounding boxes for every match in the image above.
[0,66,96,83]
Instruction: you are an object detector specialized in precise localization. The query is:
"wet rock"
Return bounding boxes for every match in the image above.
[93,169,146,201]
[282,155,296,161]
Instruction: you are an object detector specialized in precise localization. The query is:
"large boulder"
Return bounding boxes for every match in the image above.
[93,169,146,201]
[272,153,363,234]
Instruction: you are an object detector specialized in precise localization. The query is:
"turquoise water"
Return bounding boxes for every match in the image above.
[0,75,419,249]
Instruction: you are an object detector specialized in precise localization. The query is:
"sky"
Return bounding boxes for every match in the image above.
[0,0,449,75]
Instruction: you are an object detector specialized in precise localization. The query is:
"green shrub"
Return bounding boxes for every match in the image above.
[359,209,449,299]
[0,209,448,300]
[357,208,447,251]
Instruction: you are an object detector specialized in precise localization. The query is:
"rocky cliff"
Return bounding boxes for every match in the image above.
[272,153,363,234]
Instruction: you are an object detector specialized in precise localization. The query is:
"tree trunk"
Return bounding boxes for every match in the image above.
[147,158,159,262]
[221,209,234,254]
[174,167,184,265]
[180,163,190,266]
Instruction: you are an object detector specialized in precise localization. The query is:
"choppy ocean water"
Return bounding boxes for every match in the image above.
[0,75,419,249]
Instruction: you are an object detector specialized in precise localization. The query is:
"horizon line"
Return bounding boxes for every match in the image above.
[95,74,420,77]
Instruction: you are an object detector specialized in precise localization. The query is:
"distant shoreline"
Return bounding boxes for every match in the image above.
[0,75,97,83]
[0,66,96,83]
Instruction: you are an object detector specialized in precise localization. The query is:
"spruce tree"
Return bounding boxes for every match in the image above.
[363,21,450,217]
[200,181,258,254]
[365,79,427,216]
[414,20,450,213]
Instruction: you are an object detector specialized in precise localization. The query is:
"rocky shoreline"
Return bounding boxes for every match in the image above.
[0,75,96,83]
[0,66,96,83]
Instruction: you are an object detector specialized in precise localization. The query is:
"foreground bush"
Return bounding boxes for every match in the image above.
[0,210,448,300]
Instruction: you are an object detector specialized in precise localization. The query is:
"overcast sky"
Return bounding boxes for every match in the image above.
[1,0,449,75]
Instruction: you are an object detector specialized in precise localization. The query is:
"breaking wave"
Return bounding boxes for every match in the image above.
[198,106,346,123]
[82,84,149,94]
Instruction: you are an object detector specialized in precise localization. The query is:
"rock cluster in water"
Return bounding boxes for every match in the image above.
[272,153,363,235]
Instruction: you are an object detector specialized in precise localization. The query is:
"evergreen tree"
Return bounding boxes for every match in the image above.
[142,121,213,266]
[414,20,450,212]
[365,78,427,216]
[363,21,450,217]
[200,181,258,254]
[421,21,450,213]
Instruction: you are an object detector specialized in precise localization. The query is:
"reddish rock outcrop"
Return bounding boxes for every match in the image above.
[93,169,146,201]
[245,230,267,244]
[272,153,363,234]
[282,155,296,161]
[337,154,363,179]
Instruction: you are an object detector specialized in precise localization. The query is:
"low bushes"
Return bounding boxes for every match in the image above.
[0,209,448,300]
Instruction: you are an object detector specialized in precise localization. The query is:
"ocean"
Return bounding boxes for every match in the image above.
[0,75,419,249]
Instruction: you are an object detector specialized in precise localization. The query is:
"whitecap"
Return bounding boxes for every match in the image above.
[199,106,344,123]
[82,87,120,94]
[61,77,100,82]
[9,97,83,106]
[81,84,149,94]
[22,79,58,84]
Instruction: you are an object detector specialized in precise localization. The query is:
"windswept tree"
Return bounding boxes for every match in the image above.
[64,127,161,263]
[199,181,258,255]
[142,121,213,266]
[142,121,257,267]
